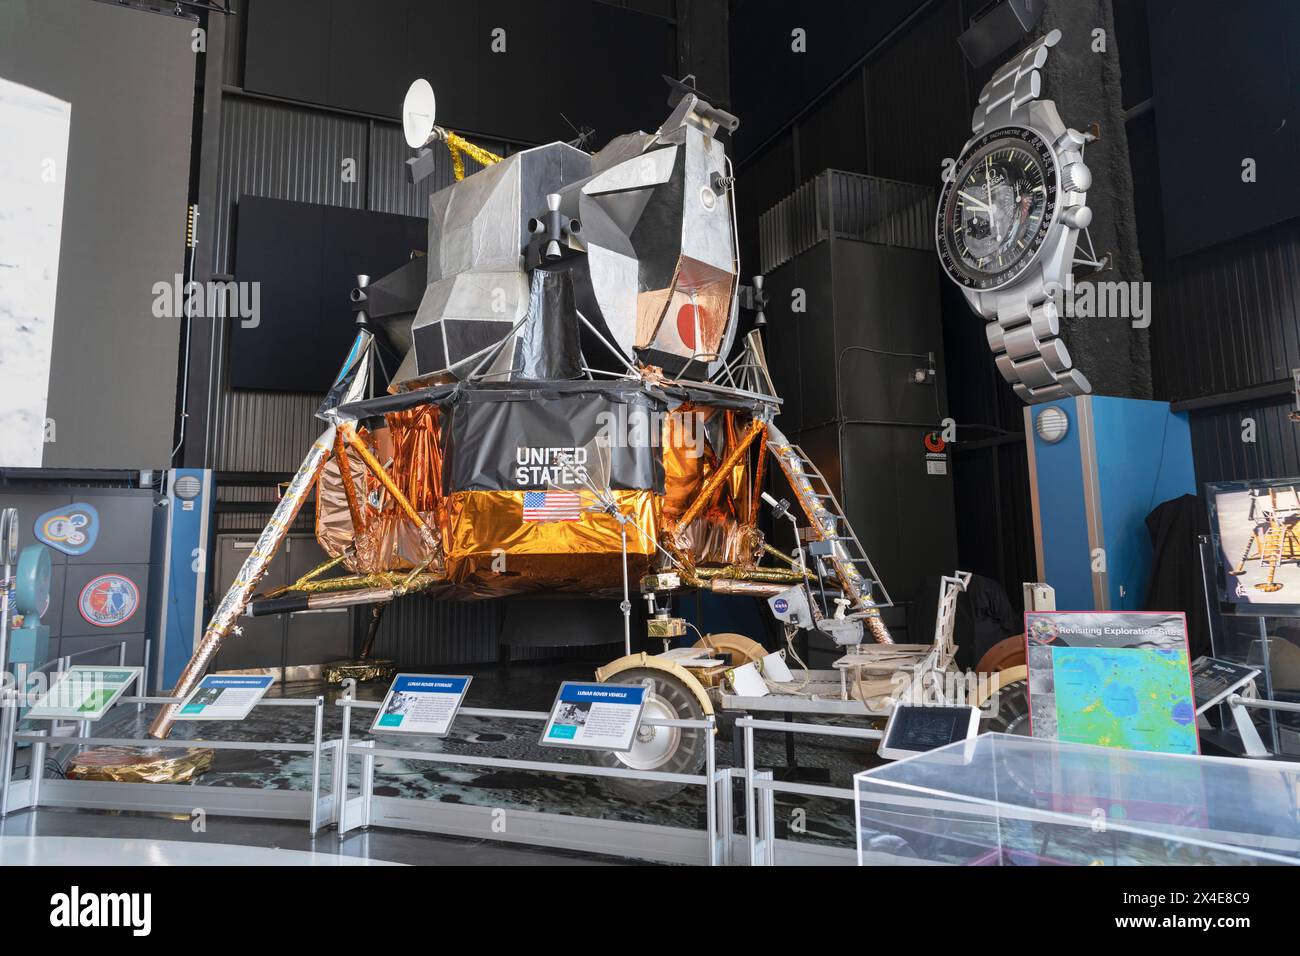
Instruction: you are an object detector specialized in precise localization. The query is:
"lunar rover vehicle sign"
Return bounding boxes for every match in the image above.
[540,681,647,752]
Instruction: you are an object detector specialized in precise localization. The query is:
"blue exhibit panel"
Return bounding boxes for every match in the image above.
[1029,396,1197,612]
[1032,398,1094,610]
[1092,397,1196,610]
[160,469,213,690]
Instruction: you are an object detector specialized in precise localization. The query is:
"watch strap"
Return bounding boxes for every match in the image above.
[985,276,1091,403]
[972,28,1060,134]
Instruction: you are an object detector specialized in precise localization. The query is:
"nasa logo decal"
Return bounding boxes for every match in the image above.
[1028,618,1061,645]
[78,573,140,628]
[773,598,789,614]
[35,503,100,556]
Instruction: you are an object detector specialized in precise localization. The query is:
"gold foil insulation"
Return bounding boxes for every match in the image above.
[312,402,771,598]
[66,746,215,783]
[444,489,657,597]
[317,407,445,574]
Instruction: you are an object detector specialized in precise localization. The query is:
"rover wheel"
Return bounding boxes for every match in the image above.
[692,631,766,667]
[978,667,1031,737]
[591,667,707,801]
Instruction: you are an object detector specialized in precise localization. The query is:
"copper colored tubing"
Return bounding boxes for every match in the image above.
[341,424,434,547]
[673,419,766,533]
[750,421,768,524]
[333,429,366,533]
[708,579,788,598]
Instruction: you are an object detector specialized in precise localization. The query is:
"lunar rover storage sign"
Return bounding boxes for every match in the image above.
[1025,611,1198,755]
[371,674,472,737]
[540,681,647,752]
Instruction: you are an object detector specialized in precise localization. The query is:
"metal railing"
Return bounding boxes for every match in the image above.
[1,687,331,831]
[335,693,723,865]
[759,169,935,273]
[738,714,883,865]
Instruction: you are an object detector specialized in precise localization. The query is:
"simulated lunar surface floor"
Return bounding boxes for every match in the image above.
[14,659,886,856]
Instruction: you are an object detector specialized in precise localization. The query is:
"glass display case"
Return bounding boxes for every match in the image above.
[854,733,1300,866]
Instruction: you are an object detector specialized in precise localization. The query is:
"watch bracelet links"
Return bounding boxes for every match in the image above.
[972,28,1060,135]
[985,278,1091,404]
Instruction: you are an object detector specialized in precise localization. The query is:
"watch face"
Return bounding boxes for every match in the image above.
[937,126,1059,292]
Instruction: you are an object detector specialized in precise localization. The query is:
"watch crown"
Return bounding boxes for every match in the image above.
[1061,161,1092,193]
[1061,206,1092,230]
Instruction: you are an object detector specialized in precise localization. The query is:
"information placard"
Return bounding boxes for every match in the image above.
[539,681,647,752]
[371,674,472,737]
[879,704,980,760]
[1190,656,1261,715]
[26,666,142,722]
[177,674,275,721]
[1025,611,1198,755]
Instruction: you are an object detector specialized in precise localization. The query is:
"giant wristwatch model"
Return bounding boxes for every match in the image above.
[936,29,1094,404]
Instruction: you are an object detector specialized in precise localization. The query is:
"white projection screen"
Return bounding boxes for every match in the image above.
[0,77,69,467]
[0,0,193,469]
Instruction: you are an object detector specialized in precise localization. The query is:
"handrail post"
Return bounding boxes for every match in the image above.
[359,740,376,828]
[705,714,717,866]
[308,695,324,834]
[29,729,47,808]
[335,693,353,830]
[0,689,16,817]
[743,716,756,866]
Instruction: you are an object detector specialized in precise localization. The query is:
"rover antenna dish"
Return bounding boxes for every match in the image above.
[402,78,437,149]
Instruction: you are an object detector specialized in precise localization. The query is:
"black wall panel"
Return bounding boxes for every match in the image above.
[229,196,426,392]
[244,0,676,148]
[1150,217,1300,405]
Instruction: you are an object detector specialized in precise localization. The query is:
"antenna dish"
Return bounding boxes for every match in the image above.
[402,78,437,149]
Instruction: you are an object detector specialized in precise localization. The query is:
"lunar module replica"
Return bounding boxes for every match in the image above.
[1229,486,1300,593]
[147,78,981,792]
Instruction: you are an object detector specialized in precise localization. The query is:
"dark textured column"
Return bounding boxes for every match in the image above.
[676,0,731,106]
[1041,0,1151,399]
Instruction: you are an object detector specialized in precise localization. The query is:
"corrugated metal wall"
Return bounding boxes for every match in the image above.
[1152,217,1300,404]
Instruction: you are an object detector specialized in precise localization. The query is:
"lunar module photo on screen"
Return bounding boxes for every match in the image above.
[145,77,990,793]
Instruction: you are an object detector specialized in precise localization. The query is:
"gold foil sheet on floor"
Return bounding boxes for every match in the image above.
[66,746,215,783]
[323,659,397,684]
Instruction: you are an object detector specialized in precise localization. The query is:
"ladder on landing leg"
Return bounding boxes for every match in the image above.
[764,422,891,622]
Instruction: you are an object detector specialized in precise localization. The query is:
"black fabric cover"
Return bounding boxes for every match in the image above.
[908,573,1019,671]
[442,384,666,494]
[1144,493,1211,658]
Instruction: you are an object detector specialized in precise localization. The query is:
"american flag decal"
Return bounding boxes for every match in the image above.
[522,490,582,522]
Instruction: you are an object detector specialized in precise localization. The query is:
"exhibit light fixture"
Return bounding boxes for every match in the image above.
[1034,405,1070,444]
